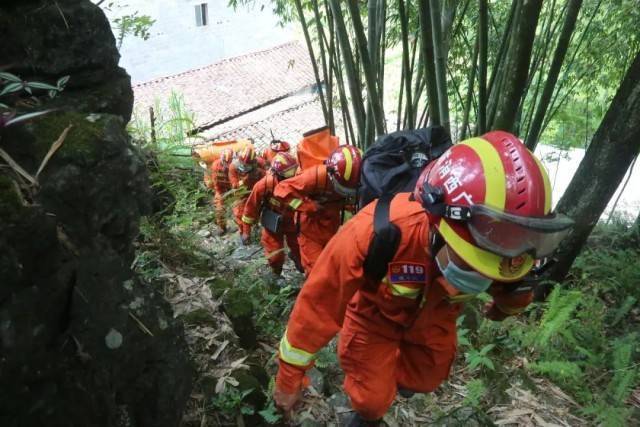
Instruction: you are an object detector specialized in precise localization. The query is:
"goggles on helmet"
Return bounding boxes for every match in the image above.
[329,174,357,198]
[274,166,297,179]
[234,160,254,173]
[419,181,573,258]
[466,204,574,258]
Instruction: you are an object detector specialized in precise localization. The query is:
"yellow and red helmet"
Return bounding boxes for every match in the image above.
[271,152,298,179]
[270,139,291,153]
[326,145,362,196]
[414,131,572,282]
[220,148,234,165]
[236,145,256,165]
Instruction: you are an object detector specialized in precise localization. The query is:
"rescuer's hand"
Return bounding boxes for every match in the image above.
[273,386,303,416]
[483,301,510,321]
[241,234,250,245]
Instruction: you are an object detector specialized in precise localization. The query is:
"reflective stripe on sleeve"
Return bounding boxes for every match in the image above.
[289,198,303,209]
[279,331,316,367]
[269,197,281,207]
[383,278,421,299]
[241,215,255,224]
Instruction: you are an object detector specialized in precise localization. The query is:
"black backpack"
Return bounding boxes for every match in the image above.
[360,127,452,283]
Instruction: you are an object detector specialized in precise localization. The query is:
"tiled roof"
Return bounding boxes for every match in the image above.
[206,97,347,153]
[133,41,317,131]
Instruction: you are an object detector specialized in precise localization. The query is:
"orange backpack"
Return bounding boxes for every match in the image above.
[295,126,339,171]
[192,139,252,164]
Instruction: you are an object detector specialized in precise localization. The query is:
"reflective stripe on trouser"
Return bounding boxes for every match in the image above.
[338,316,456,420]
[213,192,226,230]
[261,228,300,274]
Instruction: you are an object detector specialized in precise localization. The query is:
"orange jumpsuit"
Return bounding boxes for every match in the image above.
[229,159,266,235]
[273,164,352,275]
[241,173,301,275]
[276,194,533,420]
[206,159,231,231]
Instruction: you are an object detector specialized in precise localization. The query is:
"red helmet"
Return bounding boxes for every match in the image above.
[270,140,291,153]
[271,152,298,179]
[326,145,362,196]
[235,145,256,172]
[220,148,234,165]
[414,131,572,282]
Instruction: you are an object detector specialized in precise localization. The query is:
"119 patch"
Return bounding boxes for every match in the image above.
[388,262,427,283]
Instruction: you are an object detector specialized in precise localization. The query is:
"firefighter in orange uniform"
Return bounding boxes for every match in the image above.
[228,145,266,241]
[274,144,362,276]
[261,139,292,166]
[273,132,574,425]
[241,152,303,275]
[204,148,233,233]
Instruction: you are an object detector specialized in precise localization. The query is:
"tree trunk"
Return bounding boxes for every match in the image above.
[491,0,543,132]
[526,0,583,150]
[537,52,640,299]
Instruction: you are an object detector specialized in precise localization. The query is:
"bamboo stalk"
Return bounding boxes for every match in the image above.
[526,0,585,149]
[477,0,488,134]
[328,0,366,146]
[417,0,440,126]
[486,0,518,104]
[398,0,413,130]
[346,0,385,139]
[311,0,335,132]
[293,0,329,125]
[429,0,450,133]
[461,35,479,140]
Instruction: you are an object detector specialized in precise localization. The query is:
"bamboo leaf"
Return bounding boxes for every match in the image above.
[0,72,22,83]
[0,82,24,96]
[57,75,70,88]
[26,81,60,91]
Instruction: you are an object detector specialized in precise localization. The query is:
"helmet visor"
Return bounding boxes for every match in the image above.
[468,204,574,258]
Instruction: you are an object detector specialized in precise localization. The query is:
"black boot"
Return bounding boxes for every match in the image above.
[344,412,381,427]
[397,387,415,398]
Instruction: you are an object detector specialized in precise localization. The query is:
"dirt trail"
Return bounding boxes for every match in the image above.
[143,221,592,426]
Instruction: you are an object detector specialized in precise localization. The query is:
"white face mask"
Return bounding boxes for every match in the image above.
[436,246,493,294]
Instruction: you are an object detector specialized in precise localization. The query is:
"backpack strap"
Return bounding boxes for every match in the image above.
[363,194,402,284]
[316,166,328,192]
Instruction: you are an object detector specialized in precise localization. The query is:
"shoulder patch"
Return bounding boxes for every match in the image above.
[388,262,427,283]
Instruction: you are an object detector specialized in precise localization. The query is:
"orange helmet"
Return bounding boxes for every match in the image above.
[235,145,256,172]
[414,131,573,282]
[326,145,362,197]
[220,148,234,165]
[271,152,298,179]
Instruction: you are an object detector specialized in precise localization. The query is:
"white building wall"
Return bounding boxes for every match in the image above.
[103,0,296,83]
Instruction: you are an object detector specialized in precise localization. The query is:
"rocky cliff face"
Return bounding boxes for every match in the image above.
[0,1,194,426]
